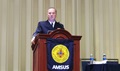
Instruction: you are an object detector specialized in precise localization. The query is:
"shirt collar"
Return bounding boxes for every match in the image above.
[48,21,55,24]
[48,21,55,27]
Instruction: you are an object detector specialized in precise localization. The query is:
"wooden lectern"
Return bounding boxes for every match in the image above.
[31,29,82,71]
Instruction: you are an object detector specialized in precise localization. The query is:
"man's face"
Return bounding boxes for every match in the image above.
[47,8,56,21]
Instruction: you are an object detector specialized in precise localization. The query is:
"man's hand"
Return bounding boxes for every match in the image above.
[31,40,35,44]
[31,37,35,44]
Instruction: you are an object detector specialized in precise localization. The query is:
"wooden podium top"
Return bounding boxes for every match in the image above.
[31,29,82,50]
[31,29,82,49]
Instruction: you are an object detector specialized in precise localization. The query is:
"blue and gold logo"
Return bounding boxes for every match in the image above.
[52,44,70,63]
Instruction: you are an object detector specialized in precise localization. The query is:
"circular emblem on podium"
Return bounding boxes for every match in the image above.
[52,44,69,63]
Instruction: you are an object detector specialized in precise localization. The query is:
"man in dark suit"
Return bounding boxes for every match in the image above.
[31,7,64,44]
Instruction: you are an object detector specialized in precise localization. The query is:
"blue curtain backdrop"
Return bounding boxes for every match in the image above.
[47,38,74,71]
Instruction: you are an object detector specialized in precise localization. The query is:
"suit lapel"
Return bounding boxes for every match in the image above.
[45,20,54,29]
[54,22,59,29]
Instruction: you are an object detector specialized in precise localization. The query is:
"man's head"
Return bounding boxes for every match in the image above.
[47,7,57,22]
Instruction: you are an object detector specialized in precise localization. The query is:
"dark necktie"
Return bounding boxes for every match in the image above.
[51,23,53,27]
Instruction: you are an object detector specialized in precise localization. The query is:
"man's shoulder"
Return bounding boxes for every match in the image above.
[56,21,63,26]
[39,20,48,23]
[38,20,49,26]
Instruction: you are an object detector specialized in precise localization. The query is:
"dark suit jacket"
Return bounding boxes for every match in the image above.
[33,20,64,37]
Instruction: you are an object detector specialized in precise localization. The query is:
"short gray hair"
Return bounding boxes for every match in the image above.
[48,7,57,13]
